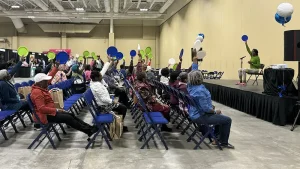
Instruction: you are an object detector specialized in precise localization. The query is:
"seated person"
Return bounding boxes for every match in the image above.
[31,73,97,137]
[160,67,169,85]
[135,72,172,132]
[169,71,181,105]
[237,41,260,85]
[0,60,29,111]
[90,71,128,132]
[69,64,83,80]
[177,72,188,94]
[146,66,156,81]
[103,72,131,108]
[51,65,67,84]
[187,70,234,149]
[84,65,92,82]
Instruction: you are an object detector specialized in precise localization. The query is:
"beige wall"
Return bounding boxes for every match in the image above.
[0,23,158,67]
[160,0,300,79]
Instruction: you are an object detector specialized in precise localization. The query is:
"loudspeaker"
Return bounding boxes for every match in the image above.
[284,30,300,61]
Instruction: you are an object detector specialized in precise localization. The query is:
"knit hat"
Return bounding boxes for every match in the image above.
[72,64,79,72]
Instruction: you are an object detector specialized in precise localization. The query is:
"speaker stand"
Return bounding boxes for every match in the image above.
[291,61,300,131]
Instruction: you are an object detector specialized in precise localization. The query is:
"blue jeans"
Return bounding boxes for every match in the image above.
[193,114,232,145]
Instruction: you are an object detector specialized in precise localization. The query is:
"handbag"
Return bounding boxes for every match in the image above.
[109,113,123,140]
[71,78,86,94]
[49,88,64,109]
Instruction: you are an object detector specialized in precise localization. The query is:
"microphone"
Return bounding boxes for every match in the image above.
[240,56,246,59]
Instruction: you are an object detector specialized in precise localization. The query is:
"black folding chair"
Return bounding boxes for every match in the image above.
[246,64,265,85]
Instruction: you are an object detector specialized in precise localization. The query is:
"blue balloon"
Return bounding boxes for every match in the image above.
[130,50,136,57]
[198,33,205,39]
[179,49,184,58]
[275,13,292,26]
[241,35,248,42]
[56,51,69,64]
[116,52,123,60]
[107,46,118,56]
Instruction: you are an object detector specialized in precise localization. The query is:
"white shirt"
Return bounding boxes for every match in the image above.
[160,76,169,85]
[90,81,112,106]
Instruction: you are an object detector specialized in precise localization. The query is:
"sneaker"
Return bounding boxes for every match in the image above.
[221,143,235,149]
[241,82,247,86]
[236,82,241,85]
[34,124,42,131]
[161,125,173,132]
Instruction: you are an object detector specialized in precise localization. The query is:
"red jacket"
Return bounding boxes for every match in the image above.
[30,85,56,124]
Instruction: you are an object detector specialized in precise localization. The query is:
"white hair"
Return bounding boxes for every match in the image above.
[188,70,203,85]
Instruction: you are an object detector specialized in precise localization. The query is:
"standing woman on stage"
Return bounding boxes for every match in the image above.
[237,41,261,85]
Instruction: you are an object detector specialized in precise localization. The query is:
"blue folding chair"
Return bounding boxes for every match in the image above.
[184,95,222,150]
[28,80,34,86]
[27,94,66,149]
[14,83,22,91]
[0,110,19,140]
[83,89,113,150]
[132,88,169,150]
[21,82,30,87]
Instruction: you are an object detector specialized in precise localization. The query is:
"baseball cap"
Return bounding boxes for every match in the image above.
[34,73,52,83]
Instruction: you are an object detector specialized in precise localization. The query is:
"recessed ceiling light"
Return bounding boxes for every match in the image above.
[140,8,148,12]
[11,5,20,9]
[28,16,35,18]
[76,8,84,11]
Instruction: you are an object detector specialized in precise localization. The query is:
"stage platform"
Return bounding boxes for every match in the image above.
[203,80,298,126]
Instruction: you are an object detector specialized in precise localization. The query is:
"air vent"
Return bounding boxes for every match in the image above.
[62,0,77,1]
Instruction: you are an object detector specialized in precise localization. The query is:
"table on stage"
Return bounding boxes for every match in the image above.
[263,68,297,96]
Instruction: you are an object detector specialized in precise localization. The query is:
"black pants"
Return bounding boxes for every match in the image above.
[114,87,130,107]
[47,112,93,135]
[112,103,127,120]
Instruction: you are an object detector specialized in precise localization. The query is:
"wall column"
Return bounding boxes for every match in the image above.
[11,36,18,50]
[109,18,115,46]
[61,33,67,49]
[155,27,160,69]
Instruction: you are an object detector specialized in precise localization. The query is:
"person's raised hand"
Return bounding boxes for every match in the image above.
[107,55,112,62]
[55,60,60,68]
[215,110,222,114]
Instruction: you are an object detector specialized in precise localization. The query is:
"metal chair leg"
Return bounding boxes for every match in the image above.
[291,108,300,131]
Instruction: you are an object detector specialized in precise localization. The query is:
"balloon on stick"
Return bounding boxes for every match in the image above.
[116,52,123,60]
[193,40,202,51]
[197,51,206,59]
[130,50,136,57]
[179,49,184,59]
[168,58,175,65]
[107,46,118,56]
[17,46,29,57]
[241,35,248,42]
[277,3,294,18]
